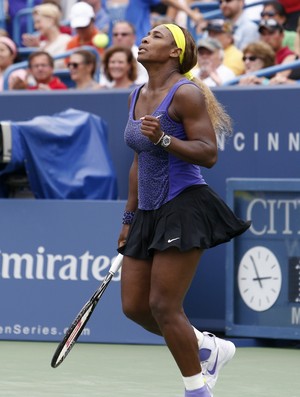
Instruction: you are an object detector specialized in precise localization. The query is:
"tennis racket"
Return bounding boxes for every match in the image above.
[51,253,123,368]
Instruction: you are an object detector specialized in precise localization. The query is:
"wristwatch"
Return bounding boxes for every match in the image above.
[160,134,171,148]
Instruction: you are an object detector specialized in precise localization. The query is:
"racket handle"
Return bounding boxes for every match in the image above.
[109,253,123,274]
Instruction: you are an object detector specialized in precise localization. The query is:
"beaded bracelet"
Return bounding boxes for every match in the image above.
[122,210,135,225]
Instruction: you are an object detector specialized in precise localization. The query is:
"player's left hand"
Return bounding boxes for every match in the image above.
[140,115,163,145]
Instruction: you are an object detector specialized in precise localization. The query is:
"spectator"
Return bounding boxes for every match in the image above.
[58,0,76,20]
[68,49,100,89]
[278,0,300,31]
[244,0,263,21]
[0,28,9,37]
[66,2,108,58]
[260,1,297,51]
[192,37,235,86]
[102,0,128,26]
[41,0,72,35]
[295,17,300,56]
[239,41,275,85]
[219,0,259,50]
[0,36,27,91]
[207,19,245,75]
[258,18,299,80]
[100,45,138,89]
[125,0,204,45]
[22,3,71,69]
[6,0,42,39]
[165,0,191,27]
[166,0,213,31]
[150,2,170,27]
[81,0,110,33]
[266,72,299,84]
[100,21,148,86]
[11,51,67,90]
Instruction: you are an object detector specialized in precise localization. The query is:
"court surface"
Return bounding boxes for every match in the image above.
[0,341,299,397]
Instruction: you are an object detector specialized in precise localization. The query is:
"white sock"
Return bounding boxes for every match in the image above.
[182,373,205,391]
[192,327,204,349]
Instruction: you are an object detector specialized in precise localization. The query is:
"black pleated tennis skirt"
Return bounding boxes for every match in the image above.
[119,185,251,260]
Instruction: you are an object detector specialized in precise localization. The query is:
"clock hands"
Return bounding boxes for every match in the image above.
[250,255,274,286]
[250,255,263,288]
[252,276,272,281]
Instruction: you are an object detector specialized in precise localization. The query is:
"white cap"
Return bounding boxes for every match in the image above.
[70,2,95,29]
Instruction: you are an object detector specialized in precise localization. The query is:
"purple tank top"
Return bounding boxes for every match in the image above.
[124,79,206,210]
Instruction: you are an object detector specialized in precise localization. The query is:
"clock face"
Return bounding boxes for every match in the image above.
[238,246,282,312]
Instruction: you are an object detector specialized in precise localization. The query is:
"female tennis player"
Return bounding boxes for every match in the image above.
[118,23,251,397]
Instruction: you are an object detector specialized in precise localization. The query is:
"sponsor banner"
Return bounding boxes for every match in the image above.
[0,199,163,344]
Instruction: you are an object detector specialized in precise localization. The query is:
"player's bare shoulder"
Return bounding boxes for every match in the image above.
[172,81,206,118]
[175,80,204,102]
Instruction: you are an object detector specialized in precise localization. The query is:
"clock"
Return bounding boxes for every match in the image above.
[237,246,282,312]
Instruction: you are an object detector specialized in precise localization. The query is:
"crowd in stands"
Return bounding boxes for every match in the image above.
[10,50,67,89]
[100,45,138,88]
[22,3,71,69]
[0,0,300,90]
[239,40,275,85]
[192,36,236,86]
[68,48,100,88]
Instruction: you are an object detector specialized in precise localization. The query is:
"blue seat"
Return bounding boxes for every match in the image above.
[12,7,35,46]
[17,46,40,61]
[0,0,6,30]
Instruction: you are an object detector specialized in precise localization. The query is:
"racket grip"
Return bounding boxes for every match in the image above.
[109,253,123,274]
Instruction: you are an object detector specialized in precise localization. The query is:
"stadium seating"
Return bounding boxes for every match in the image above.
[12,7,35,45]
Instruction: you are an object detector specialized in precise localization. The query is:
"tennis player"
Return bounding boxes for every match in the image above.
[118,23,251,397]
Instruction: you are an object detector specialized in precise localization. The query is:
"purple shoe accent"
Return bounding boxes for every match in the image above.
[207,351,219,375]
[199,348,211,361]
[185,385,211,397]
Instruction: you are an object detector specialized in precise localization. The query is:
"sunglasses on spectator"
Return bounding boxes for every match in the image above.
[113,32,131,37]
[67,62,85,69]
[259,18,282,29]
[261,11,277,17]
[242,55,258,62]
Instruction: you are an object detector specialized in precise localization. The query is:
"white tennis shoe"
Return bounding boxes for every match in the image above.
[200,332,236,390]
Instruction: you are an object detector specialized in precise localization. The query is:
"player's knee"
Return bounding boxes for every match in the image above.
[149,297,169,324]
[122,302,136,321]
[122,300,147,324]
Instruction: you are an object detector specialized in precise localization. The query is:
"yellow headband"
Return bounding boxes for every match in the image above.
[164,23,185,64]
[163,23,193,80]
